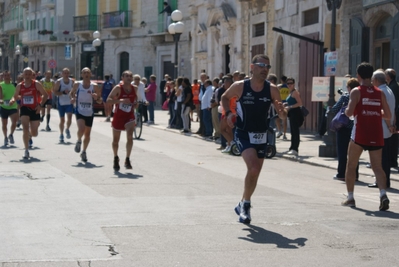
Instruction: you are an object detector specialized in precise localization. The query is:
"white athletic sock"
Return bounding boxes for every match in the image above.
[347,192,354,200]
[380,189,387,197]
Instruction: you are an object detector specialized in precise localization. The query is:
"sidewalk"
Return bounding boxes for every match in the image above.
[149,108,399,182]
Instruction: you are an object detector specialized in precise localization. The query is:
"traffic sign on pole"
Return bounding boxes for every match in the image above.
[48,59,57,69]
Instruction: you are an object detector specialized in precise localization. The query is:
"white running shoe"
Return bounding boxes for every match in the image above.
[222,146,231,153]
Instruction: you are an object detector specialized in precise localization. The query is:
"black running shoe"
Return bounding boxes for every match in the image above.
[113,156,120,171]
[379,195,390,211]
[124,158,132,169]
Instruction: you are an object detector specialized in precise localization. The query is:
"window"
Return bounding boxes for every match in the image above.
[303,8,319,26]
[253,23,265,37]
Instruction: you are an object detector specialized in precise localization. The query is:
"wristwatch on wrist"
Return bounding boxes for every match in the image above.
[225,110,232,117]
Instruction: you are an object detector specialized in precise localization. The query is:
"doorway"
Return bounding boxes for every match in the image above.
[120,52,129,78]
[163,61,174,79]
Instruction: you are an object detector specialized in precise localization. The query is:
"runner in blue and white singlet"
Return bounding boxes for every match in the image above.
[53,68,74,143]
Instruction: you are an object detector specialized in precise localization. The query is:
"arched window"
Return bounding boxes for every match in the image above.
[374,16,392,70]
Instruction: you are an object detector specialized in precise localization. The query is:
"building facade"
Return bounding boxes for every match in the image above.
[72,0,192,88]
[0,0,76,78]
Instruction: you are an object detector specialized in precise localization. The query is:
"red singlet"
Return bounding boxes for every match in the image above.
[352,85,383,147]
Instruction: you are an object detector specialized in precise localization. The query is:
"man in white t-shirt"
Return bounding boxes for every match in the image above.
[201,79,214,138]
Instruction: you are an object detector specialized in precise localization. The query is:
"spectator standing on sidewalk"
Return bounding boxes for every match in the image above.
[276,75,289,140]
[201,79,214,138]
[367,70,396,189]
[181,78,193,133]
[191,79,200,122]
[284,77,304,156]
[331,78,359,181]
[160,74,169,106]
[174,77,184,129]
[342,62,391,211]
[167,80,176,128]
[196,73,207,136]
[141,77,149,123]
[385,68,399,169]
[145,75,157,124]
[210,77,221,141]
[102,75,114,122]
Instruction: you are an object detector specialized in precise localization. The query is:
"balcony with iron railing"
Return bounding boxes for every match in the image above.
[20,0,28,7]
[21,30,40,45]
[4,19,24,33]
[103,11,132,29]
[41,0,55,8]
[39,31,76,44]
[73,15,101,33]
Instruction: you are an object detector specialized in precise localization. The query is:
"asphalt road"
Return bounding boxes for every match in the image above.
[0,109,398,267]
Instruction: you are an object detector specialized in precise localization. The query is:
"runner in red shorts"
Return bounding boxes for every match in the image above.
[106,70,138,171]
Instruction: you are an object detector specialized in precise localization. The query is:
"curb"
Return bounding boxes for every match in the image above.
[147,122,399,183]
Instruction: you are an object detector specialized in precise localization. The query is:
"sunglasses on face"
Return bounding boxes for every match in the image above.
[254,63,272,69]
[287,82,294,85]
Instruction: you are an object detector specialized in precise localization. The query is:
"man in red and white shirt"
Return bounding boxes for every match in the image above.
[107,70,138,171]
[9,67,48,159]
[343,62,391,211]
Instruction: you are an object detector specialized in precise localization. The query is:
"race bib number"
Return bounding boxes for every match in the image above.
[3,100,10,105]
[22,96,34,105]
[79,102,92,109]
[59,94,71,106]
[248,132,267,144]
[119,102,132,113]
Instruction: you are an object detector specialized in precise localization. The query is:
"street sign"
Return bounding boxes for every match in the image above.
[65,45,72,60]
[324,51,338,76]
[48,59,57,69]
[311,76,350,102]
[312,77,330,102]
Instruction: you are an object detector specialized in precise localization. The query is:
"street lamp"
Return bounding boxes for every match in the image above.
[168,10,184,79]
[92,31,101,79]
[15,45,21,83]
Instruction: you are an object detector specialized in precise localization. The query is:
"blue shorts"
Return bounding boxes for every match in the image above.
[235,129,268,158]
[58,104,74,117]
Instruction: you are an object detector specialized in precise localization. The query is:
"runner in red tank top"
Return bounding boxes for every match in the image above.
[9,67,48,159]
[342,62,391,211]
[106,70,138,171]
[352,85,384,146]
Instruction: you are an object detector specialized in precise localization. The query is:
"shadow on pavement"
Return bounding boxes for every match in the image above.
[72,162,103,168]
[353,207,399,219]
[238,224,307,249]
[114,172,143,179]
[10,157,43,163]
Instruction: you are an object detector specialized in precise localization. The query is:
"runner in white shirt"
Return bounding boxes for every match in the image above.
[69,67,102,162]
